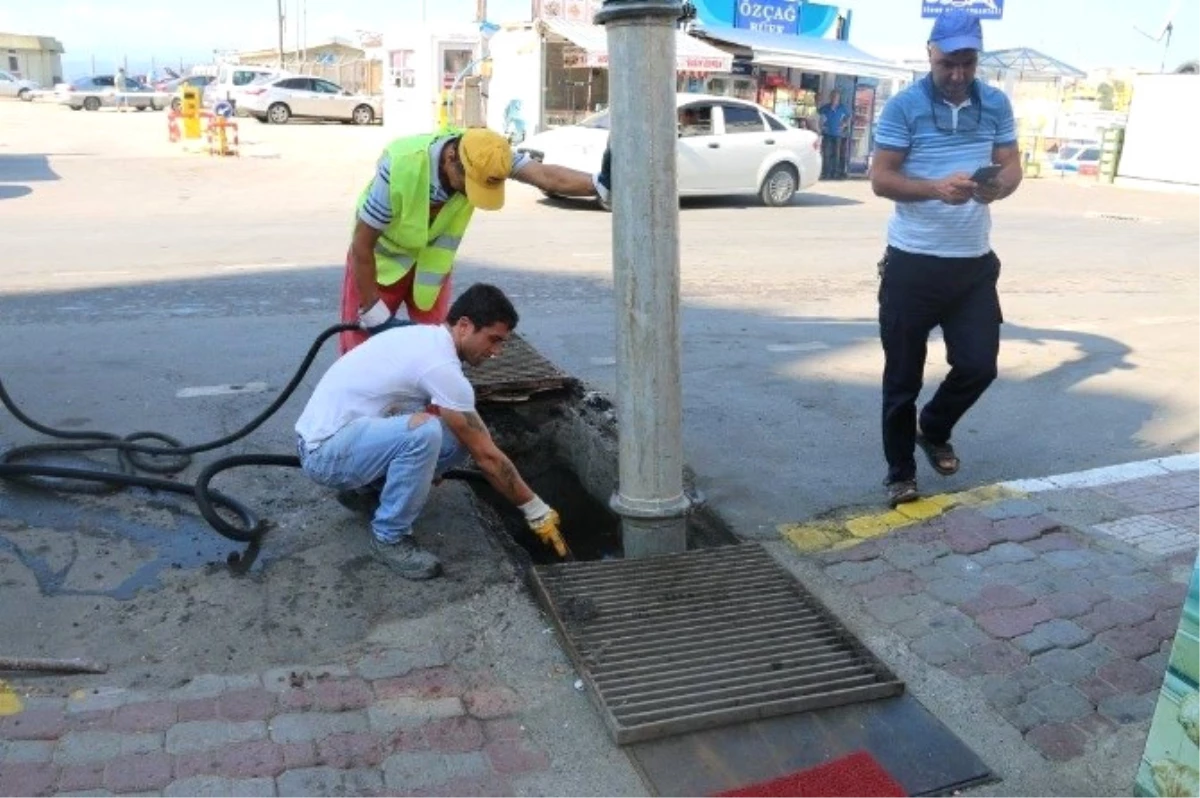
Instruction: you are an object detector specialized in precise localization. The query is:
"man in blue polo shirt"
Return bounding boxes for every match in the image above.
[819,90,851,179]
[869,9,1022,506]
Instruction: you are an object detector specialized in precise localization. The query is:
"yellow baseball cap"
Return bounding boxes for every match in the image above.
[458,128,512,211]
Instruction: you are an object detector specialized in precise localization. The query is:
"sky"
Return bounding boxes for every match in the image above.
[0,0,1195,76]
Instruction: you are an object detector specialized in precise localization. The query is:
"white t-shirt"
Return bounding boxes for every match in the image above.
[295,324,475,448]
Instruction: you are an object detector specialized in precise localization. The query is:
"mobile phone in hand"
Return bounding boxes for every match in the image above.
[970,164,1002,184]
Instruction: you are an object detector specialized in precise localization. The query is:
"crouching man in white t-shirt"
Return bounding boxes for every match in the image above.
[294,283,566,580]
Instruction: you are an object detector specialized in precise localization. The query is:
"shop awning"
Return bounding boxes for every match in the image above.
[693,25,911,80]
[540,18,733,73]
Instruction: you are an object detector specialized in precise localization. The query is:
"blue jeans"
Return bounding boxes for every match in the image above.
[299,414,468,543]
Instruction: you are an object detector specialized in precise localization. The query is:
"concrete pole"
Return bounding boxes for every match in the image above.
[596,0,689,558]
[277,0,286,69]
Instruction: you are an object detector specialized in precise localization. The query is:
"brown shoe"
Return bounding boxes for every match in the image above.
[916,434,960,476]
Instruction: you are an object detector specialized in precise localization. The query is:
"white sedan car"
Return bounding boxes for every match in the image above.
[0,69,38,101]
[516,93,821,207]
[238,76,380,125]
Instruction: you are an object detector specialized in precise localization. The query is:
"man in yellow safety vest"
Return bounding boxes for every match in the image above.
[339,126,611,354]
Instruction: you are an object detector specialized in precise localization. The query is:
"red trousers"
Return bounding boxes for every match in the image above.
[338,249,453,355]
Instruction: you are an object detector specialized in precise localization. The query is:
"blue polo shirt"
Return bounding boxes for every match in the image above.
[819,103,851,139]
[874,75,1016,258]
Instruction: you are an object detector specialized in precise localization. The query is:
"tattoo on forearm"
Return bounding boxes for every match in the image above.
[497,459,519,494]
[464,412,486,433]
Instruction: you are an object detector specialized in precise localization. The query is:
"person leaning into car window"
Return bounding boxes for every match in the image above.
[678,106,711,138]
[869,9,1023,508]
[337,127,613,355]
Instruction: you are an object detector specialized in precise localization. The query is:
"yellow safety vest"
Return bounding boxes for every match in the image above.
[356,131,474,311]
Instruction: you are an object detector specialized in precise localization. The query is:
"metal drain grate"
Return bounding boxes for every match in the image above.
[463,332,575,402]
[531,543,905,744]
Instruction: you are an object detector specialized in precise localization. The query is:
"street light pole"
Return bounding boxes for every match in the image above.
[276,0,285,68]
[595,0,690,558]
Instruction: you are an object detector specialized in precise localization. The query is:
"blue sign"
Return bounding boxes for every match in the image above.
[735,0,801,36]
[921,0,1004,19]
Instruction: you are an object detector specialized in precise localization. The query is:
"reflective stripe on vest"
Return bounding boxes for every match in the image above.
[374,241,415,268]
[354,131,475,311]
[432,234,462,251]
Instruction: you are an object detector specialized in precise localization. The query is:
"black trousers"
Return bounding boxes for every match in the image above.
[878,246,1002,483]
[821,135,845,178]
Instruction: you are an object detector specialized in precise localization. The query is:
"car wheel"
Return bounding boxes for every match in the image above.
[171,97,181,113]
[69,105,82,111]
[267,103,290,124]
[18,88,31,102]
[351,104,374,125]
[254,114,269,124]
[760,163,798,207]
[134,104,147,112]
[82,96,101,112]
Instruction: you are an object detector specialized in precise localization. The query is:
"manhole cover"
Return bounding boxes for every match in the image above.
[464,332,575,402]
[532,543,905,744]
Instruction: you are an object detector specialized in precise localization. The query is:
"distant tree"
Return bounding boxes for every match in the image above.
[1175,59,1199,74]
[1096,82,1114,110]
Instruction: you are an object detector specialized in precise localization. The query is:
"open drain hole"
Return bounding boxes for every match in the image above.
[461,455,623,564]
[470,392,737,565]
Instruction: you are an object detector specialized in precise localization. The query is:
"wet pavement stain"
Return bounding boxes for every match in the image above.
[0,485,282,600]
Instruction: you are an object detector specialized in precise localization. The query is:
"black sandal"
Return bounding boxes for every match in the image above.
[886,479,920,507]
[916,434,960,476]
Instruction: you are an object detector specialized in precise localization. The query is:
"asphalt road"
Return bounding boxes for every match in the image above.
[3,101,1196,537]
[0,99,1196,798]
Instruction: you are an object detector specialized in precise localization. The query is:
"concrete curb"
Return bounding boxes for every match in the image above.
[780,455,1200,555]
[1000,454,1199,494]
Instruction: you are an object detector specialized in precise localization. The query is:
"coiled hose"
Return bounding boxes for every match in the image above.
[0,322,481,573]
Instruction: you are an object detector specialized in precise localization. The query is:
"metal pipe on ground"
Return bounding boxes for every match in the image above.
[0,656,108,675]
[596,0,690,558]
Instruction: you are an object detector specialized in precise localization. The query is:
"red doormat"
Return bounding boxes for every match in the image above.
[715,750,907,797]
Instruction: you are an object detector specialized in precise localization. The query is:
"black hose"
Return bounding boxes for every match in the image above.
[0,323,358,570]
[0,322,492,573]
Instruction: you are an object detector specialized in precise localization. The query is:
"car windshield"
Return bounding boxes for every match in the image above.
[578,110,610,130]
[1057,146,1080,161]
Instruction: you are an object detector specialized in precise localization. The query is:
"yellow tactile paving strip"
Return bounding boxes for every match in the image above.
[779,485,1022,553]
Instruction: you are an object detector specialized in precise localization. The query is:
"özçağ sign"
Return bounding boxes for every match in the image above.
[735,0,801,36]
[920,0,1004,19]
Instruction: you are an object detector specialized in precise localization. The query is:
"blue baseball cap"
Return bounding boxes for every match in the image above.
[929,9,983,53]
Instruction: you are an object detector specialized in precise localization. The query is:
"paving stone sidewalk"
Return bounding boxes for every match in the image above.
[812,457,1198,764]
[0,651,545,797]
[0,583,640,798]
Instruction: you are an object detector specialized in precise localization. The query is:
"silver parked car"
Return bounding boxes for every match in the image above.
[238,76,380,125]
[0,69,38,101]
[56,75,169,111]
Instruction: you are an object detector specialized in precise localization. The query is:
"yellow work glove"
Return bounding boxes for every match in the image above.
[520,496,569,558]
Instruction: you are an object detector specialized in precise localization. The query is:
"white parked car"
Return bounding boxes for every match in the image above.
[202,64,288,112]
[516,93,822,207]
[0,69,39,101]
[238,75,380,125]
